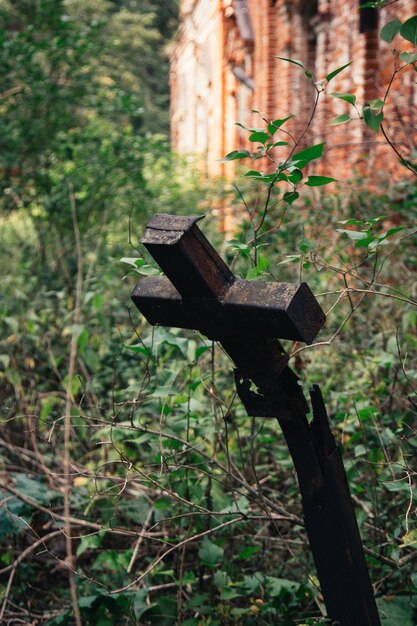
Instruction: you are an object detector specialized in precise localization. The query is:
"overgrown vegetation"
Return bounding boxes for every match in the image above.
[0,1,416,625]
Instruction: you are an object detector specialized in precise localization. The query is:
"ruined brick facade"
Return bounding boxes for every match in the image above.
[170,0,417,184]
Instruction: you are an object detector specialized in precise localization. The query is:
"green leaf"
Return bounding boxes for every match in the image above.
[399,51,417,64]
[40,396,59,421]
[380,18,402,43]
[336,228,370,240]
[235,122,262,132]
[355,235,376,248]
[271,141,289,147]
[246,267,261,280]
[120,257,144,268]
[78,595,99,609]
[77,532,104,557]
[125,343,151,357]
[380,226,405,240]
[266,576,300,597]
[0,495,29,538]
[220,150,251,162]
[274,57,313,79]
[213,570,230,589]
[244,255,270,279]
[227,240,251,256]
[291,142,325,167]
[0,354,11,369]
[154,497,171,510]
[369,99,385,111]
[0,549,12,566]
[231,608,251,617]
[198,537,224,568]
[377,596,415,625]
[400,16,417,45]
[244,170,262,178]
[274,57,304,69]
[278,255,301,265]
[141,594,177,623]
[220,587,242,600]
[383,480,412,494]
[137,265,160,276]
[299,238,315,253]
[288,143,324,169]
[354,444,367,457]
[249,131,269,144]
[93,293,103,311]
[6,368,21,387]
[339,218,367,226]
[400,529,417,548]
[267,116,293,133]
[331,92,357,105]
[305,175,336,186]
[120,258,159,276]
[257,254,270,271]
[362,0,393,6]
[93,549,133,572]
[133,590,154,620]
[283,191,299,205]
[238,546,261,560]
[287,168,303,184]
[363,106,383,132]
[182,571,196,586]
[77,327,89,352]
[15,474,60,506]
[341,216,385,227]
[4,317,18,333]
[325,62,352,83]
[330,114,352,125]
[244,171,278,184]
[243,573,264,594]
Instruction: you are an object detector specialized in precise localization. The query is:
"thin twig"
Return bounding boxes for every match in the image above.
[127,507,154,574]
[0,566,16,622]
[64,183,83,626]
[291,290,369,356]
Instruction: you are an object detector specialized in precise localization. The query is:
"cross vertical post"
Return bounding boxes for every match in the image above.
[131,213,381,626]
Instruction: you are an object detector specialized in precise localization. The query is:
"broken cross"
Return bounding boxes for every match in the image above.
[131,213,381,626]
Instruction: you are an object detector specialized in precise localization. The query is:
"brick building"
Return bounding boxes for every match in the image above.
[170,0,417,185]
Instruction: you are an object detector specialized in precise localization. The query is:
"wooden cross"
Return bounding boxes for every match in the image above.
[131,213,381,626]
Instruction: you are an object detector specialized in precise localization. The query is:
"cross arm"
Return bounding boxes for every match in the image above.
[132,275,324,344]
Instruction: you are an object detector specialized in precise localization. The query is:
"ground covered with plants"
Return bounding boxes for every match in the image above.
[1,1,417,625]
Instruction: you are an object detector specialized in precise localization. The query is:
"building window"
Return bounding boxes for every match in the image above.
[301,0,319,77]
[359,0,378,33]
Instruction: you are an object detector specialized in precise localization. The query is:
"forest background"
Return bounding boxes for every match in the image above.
[0,1,417,625]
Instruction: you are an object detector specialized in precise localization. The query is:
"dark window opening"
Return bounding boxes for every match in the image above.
[359,0,378,33]
[301,0,319,78]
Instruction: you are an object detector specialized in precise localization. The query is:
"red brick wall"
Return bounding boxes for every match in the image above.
[171,0,417,185]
